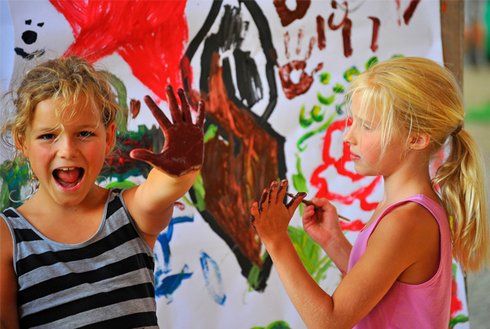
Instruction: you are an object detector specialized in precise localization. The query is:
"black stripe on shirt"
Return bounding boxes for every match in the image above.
[2,208,19,218]
[13,228,42,242]
[20,283,156,328]
[16,222,140,276]
[106,190,123,218]
[18,252,154,305]
[78,312,158,329]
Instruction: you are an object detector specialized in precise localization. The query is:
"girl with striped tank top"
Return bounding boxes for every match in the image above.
[250,57,489,328]
[0,55,204,328]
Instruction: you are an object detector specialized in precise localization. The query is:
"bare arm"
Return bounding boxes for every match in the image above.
[124,86,204,247]
[251,181,437,328]
[1,219,20,329]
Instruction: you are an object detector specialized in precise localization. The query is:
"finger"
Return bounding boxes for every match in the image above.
[258,188,269,213]
[286,192,306,209]
[166,85,182,124]
[195,100,205,127]
[177,88,192,123]
[129,148,158,164]
[269,180,279,203]
[277,179,288,202]
[144,95,172,129]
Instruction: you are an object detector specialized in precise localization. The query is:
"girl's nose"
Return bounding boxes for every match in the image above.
[343,122,355,145]
[57,136,78,159]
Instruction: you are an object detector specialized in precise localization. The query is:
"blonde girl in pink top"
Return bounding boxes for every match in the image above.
[250,57,489,328]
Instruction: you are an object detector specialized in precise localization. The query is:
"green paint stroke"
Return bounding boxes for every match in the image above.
[296,112,336,152]
[288,226,332,282]
[0,158,30,209]
[104,71,129,133]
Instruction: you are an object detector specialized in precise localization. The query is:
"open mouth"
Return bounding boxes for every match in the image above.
[53,167,85,189]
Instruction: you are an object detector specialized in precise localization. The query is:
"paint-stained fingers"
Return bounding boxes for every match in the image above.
[286,192,306,209]
[143,95,172,129]
[177,88,192,123]
[268,180,280,204]
[276,179,288,202]
[258,188,269,213]
[195,100,205,127]
[166,85,182,124]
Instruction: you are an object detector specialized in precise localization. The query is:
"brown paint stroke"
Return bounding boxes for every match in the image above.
[368,16,380,52]
[202,54,282,267]
[316,15,326,50]
[403,0,421,25]
[273,0,311,26]
[328,1,353,57]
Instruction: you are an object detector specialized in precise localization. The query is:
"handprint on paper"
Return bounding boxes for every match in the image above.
[278,28,323,99]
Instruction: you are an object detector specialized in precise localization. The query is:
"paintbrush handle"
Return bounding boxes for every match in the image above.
[286,192,351,222]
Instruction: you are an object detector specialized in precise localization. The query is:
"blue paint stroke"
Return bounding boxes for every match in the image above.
[156,215,194,273]
[199,251,226,305]
[155,265,193,303]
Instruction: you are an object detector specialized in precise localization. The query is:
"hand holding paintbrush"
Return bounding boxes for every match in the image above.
[286,192,351,222]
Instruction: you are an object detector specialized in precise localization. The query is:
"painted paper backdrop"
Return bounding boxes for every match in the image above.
[0,1,469,328]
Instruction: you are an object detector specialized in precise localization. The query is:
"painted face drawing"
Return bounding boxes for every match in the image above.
[14,19,46,59]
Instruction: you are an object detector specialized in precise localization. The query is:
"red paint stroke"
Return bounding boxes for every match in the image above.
[273,0,311,26]
[340,219,365,232]
[450,274,463,316]
[316,15,326,50]
[50,0,189,102]
[368,16,380,52]
[327,1,353,57]
[311,118,381,213]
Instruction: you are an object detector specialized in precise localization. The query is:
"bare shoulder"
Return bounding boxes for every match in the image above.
[370,201,440,283]
[1,215,20,328]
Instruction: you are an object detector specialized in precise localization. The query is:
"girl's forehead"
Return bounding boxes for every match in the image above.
[32,98,102,126]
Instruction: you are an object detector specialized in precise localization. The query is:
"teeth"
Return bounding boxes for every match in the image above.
[58,167,77,171]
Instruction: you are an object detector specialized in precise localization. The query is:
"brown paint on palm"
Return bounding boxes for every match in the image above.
[130,85,205,177]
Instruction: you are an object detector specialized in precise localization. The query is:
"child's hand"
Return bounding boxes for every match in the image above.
[250,180,305,247]
[302,198,343,248]
[130,85,205,176]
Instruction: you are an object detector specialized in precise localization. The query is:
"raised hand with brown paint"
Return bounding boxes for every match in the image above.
[130,85,205,177]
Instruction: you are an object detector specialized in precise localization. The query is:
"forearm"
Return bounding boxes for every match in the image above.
[139,167,199,212]
[320,234,352,275]
[265,237,341,329]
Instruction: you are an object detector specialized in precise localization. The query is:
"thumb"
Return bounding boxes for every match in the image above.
[130,148,158,164]
[287,192,306,212]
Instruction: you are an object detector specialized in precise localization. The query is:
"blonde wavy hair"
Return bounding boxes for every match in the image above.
[2,55,120,152]
[346,56,489,272]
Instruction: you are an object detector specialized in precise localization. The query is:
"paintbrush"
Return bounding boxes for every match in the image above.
[286,192,351,222]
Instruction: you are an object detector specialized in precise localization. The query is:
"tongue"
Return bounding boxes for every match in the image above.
[56,169,82,186]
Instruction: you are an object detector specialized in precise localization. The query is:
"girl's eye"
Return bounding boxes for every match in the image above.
[38,134,56,140]
[79,131,95,138]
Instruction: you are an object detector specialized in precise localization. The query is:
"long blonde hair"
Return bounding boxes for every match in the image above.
[347,56,489,272]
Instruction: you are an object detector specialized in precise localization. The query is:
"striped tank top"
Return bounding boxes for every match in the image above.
[1,189,158,329]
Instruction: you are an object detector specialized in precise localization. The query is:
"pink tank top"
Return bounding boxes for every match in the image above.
[347,194,452,329]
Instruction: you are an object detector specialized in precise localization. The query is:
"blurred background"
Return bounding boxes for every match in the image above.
[464,1,490,328]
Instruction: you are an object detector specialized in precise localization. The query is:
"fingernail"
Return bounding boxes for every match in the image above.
[297,192,307,197]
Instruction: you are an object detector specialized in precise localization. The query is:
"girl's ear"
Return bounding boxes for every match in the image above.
[408,132,430,150]
[105,122,117,155]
